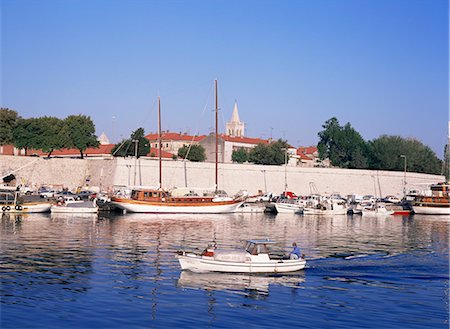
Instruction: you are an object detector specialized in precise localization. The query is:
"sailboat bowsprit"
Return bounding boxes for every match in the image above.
[111,80,245,213]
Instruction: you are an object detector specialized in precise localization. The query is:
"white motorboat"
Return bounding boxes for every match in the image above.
[51,198,98,213]
[177,239,306,273]
[237,203,265,213]
[274,199,304,214]
[361,202,394,216]
[303,198,348,215]
[0,190,51,214]
[1,202,52,214]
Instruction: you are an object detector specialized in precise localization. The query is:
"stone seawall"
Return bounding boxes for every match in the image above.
[0,155,444,197]
[0,155,116,192]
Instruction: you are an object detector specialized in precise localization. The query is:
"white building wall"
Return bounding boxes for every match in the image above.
[0,155,444,198]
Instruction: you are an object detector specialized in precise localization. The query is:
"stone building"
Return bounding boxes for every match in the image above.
[144,132,205,156]
[199,134,269,163]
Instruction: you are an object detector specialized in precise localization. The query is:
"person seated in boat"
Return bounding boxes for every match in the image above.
[201,244,215,257]
[289,242,301,260]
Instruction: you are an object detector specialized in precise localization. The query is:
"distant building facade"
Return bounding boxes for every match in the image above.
[144,132,205,156]
[200,134,269,163]
[295,146,329,167]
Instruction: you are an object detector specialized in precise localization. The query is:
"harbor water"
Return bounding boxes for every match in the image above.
[1,212,448,328]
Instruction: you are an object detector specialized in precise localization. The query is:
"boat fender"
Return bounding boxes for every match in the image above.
[1,206,5,212]
[15,205,23,211]
[5,206,10,211]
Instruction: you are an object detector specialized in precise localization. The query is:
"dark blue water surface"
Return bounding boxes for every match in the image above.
[1,213,448,328]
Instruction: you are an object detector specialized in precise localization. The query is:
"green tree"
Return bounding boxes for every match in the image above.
[231,148,249,163]
[0,108,19,145]
[111,128,150,158]
[248,139,290,165]
[35,117,65,157]
[63,115,100,159]
[368,135,442,174]
[178,144,206,162]
[12,118,40,154]
[318,117,368,168]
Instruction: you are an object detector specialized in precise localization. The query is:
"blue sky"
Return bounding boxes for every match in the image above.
[1,0,448,156]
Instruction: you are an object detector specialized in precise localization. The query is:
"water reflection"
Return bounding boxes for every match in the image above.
[177,270,305,298]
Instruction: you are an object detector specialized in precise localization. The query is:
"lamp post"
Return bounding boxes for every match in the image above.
[132,139,139,186]
[281,148,288,193]
[126,164,131,186]
[400,155,407,198]
[261,169,267,193]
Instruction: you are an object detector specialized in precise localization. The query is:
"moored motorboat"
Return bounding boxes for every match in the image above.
[177,239,306,273]
[361,202,394,216]
[412,182,450,215]
[274,198,304,214]
[237,203,265,213]
[51,197,98,213]
[303,198,348,215]
[0,189,51,214]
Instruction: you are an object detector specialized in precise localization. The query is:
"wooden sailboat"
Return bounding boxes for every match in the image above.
[111,80,245,213]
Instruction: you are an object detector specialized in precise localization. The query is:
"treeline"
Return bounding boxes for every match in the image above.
[0,108,99,159]
[317,117,445,175]
[232,140,291,165]
[2,108,447,177]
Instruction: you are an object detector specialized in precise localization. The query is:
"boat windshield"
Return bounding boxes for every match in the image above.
[244,241,270,255]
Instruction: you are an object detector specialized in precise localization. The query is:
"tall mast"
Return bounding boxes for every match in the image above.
[215,79,218,191]
[158,96,162,189]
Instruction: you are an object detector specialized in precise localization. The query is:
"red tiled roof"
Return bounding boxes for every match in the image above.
[298,153,313,161]
[27,144,174,158]
[219,134,270,145]
[145,132,206,142]
[147,147,174,159]
[297,146,318,156]
[29,144,115,156]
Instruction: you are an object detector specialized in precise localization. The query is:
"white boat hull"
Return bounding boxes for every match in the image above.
[177,253,306,273]
[51,206,99,213]
[238,204,265,213]
[303,207,348,215]
[274,203,303,213]
[111,200,244,214]
[0,203,52,214]
[362,210,394,216]
[412,206,450,215]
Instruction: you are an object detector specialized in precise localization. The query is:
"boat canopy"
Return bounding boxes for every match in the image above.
[246,239,277,245]
[244,239,277,255]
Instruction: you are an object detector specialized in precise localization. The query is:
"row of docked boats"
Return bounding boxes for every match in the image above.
[3,182,448,216]
[268,182,450,216]
[0,188,99,214]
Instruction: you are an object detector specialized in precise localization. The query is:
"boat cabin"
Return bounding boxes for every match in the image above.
[430,183,449,197]
[130,188,219,203]
[131,189,169,201]
[244,239,276,255]
[0,190,18,206]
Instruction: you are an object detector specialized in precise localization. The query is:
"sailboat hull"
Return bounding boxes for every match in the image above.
[111,198,245,214]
